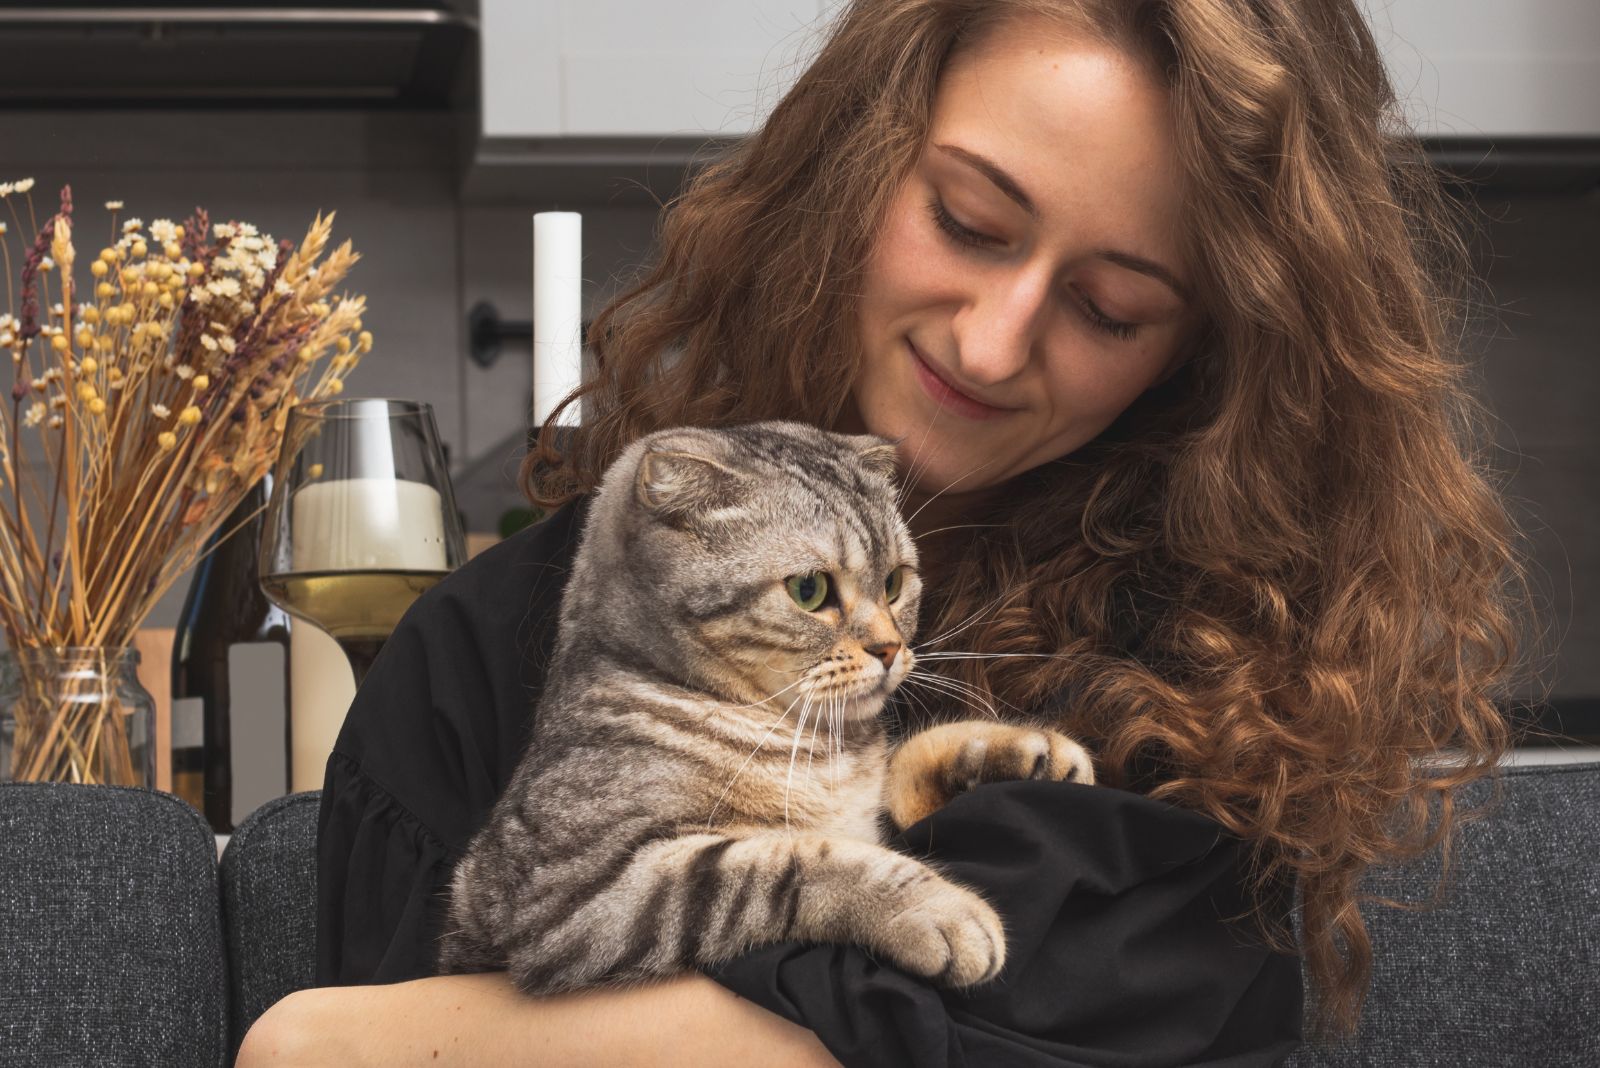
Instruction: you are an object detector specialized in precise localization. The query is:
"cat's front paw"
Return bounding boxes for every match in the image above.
[877,876,1007,988]
[887,721,1096,830]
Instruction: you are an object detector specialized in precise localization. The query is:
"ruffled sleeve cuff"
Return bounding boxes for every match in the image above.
[315,751,459,987]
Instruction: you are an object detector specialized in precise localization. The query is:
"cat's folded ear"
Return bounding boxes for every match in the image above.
[839,434,902,482]
[636,447,746,520]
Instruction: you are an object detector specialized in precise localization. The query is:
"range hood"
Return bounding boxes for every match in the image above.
[0,3,477,108]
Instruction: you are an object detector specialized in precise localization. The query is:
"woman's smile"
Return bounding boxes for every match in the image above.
[907,338,1018,421]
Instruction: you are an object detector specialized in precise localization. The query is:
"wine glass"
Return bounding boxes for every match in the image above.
[257,398,467,687]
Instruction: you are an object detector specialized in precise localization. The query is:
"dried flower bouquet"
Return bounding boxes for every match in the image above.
[0,179,371,783]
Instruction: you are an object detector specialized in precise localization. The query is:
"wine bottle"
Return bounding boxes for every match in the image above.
[170,474,292,834]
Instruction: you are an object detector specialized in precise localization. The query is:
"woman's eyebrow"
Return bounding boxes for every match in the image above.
[933,142,1193,304]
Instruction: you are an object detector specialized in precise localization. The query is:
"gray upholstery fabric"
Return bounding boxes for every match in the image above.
[4,763,1596,1066]
[1287,760,1600,1067]
[0,782,227,1068]
[219,790,320,1060]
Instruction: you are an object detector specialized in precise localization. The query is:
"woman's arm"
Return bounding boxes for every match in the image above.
[237,970,843,1068]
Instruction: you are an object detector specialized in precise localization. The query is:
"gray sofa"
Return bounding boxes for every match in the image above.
[0,761,1596,1067]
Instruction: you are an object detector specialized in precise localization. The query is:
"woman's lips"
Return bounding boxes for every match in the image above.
[907,340,1015,421]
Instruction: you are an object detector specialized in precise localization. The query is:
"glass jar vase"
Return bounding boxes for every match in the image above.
[0,646,156,787]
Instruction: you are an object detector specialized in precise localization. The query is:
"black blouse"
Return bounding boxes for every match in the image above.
[315,503,1305,1067]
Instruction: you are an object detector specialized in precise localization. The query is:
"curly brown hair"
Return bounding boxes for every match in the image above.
[522,0,1539,1043]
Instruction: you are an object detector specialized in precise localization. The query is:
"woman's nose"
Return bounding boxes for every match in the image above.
[951,264,1052,385]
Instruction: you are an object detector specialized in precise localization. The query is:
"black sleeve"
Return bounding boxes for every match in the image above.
[314,504,585,987]
[704,778,1305,1068]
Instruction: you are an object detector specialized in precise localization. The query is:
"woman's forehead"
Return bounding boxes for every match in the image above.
[928,17,1189,283]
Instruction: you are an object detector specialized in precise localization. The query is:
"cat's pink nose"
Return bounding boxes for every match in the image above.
[865,642,901,669]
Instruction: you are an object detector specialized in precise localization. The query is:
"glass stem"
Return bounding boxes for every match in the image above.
[335,637,386,689]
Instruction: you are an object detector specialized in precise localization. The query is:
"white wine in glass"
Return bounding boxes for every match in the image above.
[257,398,467,686]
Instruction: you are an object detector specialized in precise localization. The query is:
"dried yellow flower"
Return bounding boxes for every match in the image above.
[132,241,148,259]
[192,374,210,390]
[96,283,115,299]
[89,398,107,415]
[325,378,344,395]
[90,260,108,279]
[81,356,98,374]
[50,335,68,352]
[75,329,93,349]
[81,306,100,324]
[357,331,373,353]
[158,431,177,450]
[186,262,205,279]
[165,242,181,259]
[178,406,201,426]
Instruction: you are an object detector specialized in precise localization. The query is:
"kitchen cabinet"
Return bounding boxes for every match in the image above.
[1364,0,1600,137]
[481,0,831,138]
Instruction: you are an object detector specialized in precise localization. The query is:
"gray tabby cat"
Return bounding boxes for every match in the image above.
[436,420,1093,994]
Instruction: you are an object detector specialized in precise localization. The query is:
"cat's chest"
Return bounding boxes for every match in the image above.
[706,750,887,843]
[752,757,883,844]
[806,767,888,843]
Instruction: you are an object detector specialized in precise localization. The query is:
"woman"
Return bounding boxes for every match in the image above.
[241,0,1531,1064]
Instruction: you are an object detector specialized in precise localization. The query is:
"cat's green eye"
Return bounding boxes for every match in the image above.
[885,565,907,604]
[786,572,830,612]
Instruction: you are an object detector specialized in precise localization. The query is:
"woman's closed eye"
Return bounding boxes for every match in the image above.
[924,196,1141,342]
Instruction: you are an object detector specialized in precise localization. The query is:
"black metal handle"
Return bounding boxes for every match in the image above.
[467,301,526,369]
[467,301,593,370]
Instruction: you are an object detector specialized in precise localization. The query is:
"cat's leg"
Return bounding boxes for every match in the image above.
[504,830,1005,995]
[886,720,1096,831]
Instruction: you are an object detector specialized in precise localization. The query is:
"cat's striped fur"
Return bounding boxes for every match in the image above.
[435,421,1011,994]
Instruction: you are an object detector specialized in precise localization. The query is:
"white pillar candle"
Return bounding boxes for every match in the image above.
[533,211,583,427]
[289,477,449,572]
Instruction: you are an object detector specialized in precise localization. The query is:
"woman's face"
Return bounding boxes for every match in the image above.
[846,16,1200,515]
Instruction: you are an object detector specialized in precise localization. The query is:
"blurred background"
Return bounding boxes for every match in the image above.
[1,0,1594,815]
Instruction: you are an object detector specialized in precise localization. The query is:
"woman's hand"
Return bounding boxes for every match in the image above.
[886,720,1096,831]
[236,970,843,1068]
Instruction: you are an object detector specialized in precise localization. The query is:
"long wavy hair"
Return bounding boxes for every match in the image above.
[522,0,1539,1042]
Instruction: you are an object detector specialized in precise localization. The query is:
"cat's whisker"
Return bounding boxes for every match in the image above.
[914,591,1010,651]
[895,403,946,511]
[914,667,1028,716]
[903,455,1000,531]
[894,678,937,729]
[783,686,819,829]
[706,685,809,829]
[917,650,1075,662]
[803,688,828,787]
[913,522,1006,539]
[835,694,848,786]
[901,669,1006,721]
[725,673,808,712]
